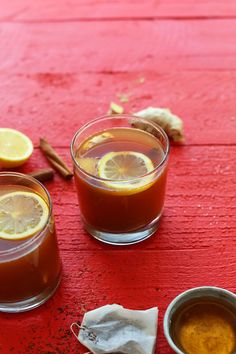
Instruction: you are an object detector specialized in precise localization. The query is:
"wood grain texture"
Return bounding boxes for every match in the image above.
[1,0,236,21]
[1,145,236,353]
[13,146,236,252]
[1,20,236,73]
[0,249,235,353]
[1,71,236,146]
[0,0,236,353]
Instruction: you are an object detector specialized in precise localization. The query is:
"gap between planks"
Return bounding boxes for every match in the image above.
[59,247,213,252]
[33,143,236,149]
[2,16,236,23]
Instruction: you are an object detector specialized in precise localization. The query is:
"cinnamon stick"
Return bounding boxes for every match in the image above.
[39,138,73,179]
[29,168,54,183]
[47,156,73,179]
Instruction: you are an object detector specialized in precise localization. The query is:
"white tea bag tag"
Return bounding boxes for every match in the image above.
[71,304,158,354]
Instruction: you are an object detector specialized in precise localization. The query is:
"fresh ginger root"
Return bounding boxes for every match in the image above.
[133,107,184,142]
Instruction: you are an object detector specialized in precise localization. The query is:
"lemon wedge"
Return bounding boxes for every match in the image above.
[98,151,154,192]
[0,191,49,240]
[0,128,33,168]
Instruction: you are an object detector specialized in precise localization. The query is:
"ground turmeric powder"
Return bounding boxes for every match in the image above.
[171,301,236,354]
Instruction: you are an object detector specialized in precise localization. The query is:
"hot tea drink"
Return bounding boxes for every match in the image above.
[0,173,61,312]
[71,116,169,245]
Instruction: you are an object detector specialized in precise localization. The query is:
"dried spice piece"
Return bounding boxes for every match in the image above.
[29,168,54,182]
[117,93,129,103]
[133,107,184,142]
[40,138,73,179]
[138,77,146,84]
[108,101,124,114]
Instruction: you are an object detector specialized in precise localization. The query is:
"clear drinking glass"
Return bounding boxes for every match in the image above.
[71,115,169,245]
[0,172,62,312]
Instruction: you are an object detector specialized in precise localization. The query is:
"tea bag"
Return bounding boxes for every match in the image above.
[71,304,158,354]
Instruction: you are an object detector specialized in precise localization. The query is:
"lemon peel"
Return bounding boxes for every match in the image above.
[0,128,33,168]
[0,191,49,240]
[98,151,154,193]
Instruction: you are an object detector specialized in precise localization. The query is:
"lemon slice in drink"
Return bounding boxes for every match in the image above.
[0,191,49,240]
[98,151,154,192]
[0,128,33,168]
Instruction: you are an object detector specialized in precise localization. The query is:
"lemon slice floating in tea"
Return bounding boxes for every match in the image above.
[0,191,49,240]
[98,151,154,191]
[0,128,33,168]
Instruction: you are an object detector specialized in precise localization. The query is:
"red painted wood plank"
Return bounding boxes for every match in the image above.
[1,145,235,254]
[1,0,236,21]
[0,4,235,353]
[0,249,235,353]
[1,147,235,353]
[1,72,236,146]
[1,20,236,74]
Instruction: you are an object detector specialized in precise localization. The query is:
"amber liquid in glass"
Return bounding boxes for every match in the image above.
[74,127,168,233]
[0,185,61,303]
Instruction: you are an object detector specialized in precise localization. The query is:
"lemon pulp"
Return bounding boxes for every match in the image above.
[0,128,33,168]
[0,191,49,240]
[97,151,154,191]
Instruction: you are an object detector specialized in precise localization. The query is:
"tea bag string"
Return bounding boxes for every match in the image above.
[70,322,97,343]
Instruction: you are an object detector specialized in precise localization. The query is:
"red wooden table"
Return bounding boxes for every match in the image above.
[0,1,236,353]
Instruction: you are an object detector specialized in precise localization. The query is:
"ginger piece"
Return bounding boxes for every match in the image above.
[76,157,99,176]
[117,93,129,103]
[81,132,114,153]
[108,102,124,114]
[133,107,184,142]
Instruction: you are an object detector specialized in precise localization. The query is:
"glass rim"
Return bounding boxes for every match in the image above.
[70,114,170,182]
[0,172,53,257]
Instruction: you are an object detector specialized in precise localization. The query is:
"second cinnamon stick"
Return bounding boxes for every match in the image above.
[29,168,54,182]
[40,138,73,179]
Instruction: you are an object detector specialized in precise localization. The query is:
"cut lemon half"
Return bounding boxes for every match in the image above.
[0,191,49,240]
[98,151,154,192]
[0,128,33,168]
